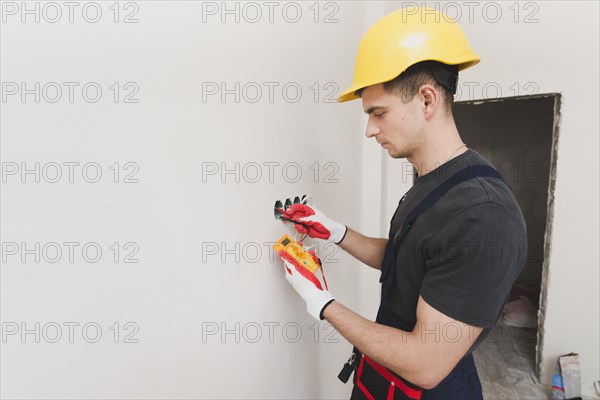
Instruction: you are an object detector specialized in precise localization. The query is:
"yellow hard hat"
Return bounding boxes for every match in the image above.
[338,7,480,103]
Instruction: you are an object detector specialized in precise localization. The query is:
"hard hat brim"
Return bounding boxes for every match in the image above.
[337,58,480,103]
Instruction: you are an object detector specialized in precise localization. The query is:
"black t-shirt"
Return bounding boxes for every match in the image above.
[377,149,527,351]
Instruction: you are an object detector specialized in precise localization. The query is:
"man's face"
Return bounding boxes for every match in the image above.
[361,83,424,159]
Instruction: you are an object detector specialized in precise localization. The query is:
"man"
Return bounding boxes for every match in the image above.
[276,7,527,399]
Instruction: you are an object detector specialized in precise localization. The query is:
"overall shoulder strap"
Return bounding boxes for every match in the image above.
[396,165,510,244]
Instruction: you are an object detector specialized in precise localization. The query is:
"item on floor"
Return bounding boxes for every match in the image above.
[551,352,582,400]
[509,282,541,307]
[503,295,538,328]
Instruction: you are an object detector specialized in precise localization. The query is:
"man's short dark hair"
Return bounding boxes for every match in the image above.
[355,61,456,113]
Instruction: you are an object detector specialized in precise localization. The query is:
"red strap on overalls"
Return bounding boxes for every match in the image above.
[356,354,422,400]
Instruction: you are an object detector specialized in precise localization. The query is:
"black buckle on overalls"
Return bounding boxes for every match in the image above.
[338,347,360,383]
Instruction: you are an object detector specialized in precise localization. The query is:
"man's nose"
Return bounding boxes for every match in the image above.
[365,121,381,138]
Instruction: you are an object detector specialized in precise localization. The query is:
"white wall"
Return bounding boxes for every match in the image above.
[0,2,369,399]
[380,1,600,397]
[2,1,598,399]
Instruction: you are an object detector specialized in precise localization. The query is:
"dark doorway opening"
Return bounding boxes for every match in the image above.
[452,93,561,395]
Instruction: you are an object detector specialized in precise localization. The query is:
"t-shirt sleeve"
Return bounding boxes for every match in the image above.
[419,201,527,328]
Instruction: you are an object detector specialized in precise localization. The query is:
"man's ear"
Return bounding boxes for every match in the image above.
[419,84,439,117]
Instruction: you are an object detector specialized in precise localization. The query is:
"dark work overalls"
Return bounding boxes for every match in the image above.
[340,165,510,400]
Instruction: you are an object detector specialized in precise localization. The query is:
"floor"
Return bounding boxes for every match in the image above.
[473,320,549,399]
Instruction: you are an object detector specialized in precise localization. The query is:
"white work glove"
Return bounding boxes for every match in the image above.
[275,196,347,244]
[278,249,335,320]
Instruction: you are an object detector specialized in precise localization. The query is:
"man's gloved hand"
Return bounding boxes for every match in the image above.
[279,248,335,320]
[275,196,347,244]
